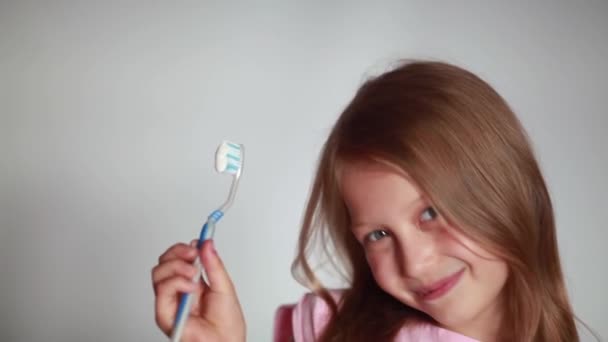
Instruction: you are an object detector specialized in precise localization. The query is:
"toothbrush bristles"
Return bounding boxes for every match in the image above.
[215,141,243,175]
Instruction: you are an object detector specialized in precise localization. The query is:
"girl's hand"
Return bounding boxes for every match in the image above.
[152,240,246,342]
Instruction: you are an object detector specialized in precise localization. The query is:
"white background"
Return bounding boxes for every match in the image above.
[1,1,606,341]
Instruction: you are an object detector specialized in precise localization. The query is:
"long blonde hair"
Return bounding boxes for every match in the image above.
[291,61,579,341]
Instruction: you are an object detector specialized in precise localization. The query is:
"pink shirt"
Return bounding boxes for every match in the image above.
[292,291,479,342]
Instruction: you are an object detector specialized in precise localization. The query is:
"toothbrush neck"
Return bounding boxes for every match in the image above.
[219,176,240,212]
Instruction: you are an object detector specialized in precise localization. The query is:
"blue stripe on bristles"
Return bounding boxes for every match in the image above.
[226,153,240,161]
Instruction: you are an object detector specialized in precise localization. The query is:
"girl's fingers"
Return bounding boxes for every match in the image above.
[199,240,236,296]
[152,259,199,291]
[154,276,198,333]
[158,242,197,263]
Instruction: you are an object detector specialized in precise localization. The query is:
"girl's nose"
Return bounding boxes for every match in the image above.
[393,227,437,279]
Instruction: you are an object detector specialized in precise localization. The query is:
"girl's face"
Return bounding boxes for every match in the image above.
[340,160,508,338]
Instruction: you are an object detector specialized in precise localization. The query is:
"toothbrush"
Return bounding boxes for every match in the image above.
[170,140,244,342]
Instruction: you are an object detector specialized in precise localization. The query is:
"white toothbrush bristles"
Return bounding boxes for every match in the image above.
[215,141,243,175]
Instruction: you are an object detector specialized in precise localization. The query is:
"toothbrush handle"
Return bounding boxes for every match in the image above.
[169,220,216,342]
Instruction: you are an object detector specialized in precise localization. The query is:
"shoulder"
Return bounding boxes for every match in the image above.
[291,291,479,342]
[291,290,343,342]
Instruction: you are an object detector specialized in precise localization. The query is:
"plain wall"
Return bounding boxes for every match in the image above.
[1,1,606,341]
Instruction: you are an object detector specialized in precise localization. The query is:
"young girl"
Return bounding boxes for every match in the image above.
[151,61,581,341]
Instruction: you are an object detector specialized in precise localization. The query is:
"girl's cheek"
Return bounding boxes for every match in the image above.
[366,250,394,280]
[444,227,501,261]
[365,249,380,268]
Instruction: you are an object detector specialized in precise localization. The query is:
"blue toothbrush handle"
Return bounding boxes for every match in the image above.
[170,211,223,342]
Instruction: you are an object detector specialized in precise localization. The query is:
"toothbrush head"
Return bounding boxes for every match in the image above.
[214,140,244,212]
[215,140,244,178]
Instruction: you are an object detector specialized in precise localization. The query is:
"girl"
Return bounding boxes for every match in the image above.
[152,61,581,341]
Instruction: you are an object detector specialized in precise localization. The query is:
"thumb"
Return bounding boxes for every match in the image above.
[199,240,236,295]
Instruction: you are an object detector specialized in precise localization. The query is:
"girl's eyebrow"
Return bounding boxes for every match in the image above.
[350,222,371,232]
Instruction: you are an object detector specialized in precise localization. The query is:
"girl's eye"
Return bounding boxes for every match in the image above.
[420,206,438,222]
[366,229,390,242]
